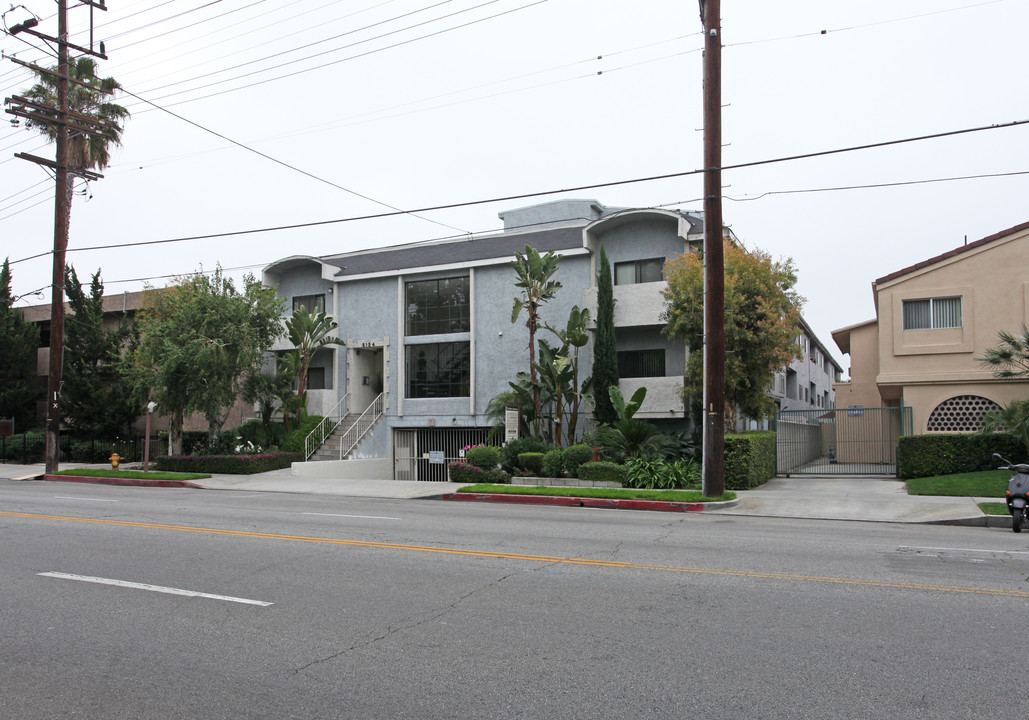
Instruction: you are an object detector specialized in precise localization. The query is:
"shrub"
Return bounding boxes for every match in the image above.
[481,468,512,484]
[448,461,486,483]
[724,431,776,490]
[236,420,288,452]
[897,432,1024,479]
[464,444,501,470]
[541,448,565,478]
[668,458,701,486]
[518,452,545,475]
[577,460,626,484]
[623,457,672,489]
[563,443,594,476]
[154,452,300,474]
[281,415,325,454]
[500,436,548,472]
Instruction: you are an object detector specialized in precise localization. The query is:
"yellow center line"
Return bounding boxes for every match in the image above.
[5,510,1028,598]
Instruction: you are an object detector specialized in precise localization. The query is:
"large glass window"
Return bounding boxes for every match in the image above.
[406,342,470,398]
[293,294,325,314]
[406,276,470,336]
[903,297,961,330]
[614,258,664,285]
[617,349,666,378]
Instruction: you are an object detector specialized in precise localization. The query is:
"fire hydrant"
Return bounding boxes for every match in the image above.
[110,452,120,471]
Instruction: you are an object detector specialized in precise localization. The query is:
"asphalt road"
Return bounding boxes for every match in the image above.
[3,479,1027,719]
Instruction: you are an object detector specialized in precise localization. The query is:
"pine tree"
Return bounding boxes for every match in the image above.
[0,259,42,431]
[592,246,619,425]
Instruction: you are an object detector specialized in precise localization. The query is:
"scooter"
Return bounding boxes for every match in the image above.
[994,453,1029,533]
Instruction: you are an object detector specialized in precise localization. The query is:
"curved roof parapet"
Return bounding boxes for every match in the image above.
[262,255,337,285]
[585,207,703,240]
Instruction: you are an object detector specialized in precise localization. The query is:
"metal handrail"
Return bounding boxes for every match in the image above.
[304,392,349,460]
[339,393,384,460]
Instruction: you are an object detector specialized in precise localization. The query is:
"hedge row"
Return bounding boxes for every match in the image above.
[723,431,776,490]
[897,433,1023,479]
[154,452,300,474]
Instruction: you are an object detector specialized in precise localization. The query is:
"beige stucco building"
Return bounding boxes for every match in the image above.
[832,220,1029,435]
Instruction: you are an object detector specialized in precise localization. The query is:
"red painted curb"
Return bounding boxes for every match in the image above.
[43,474,202,489]
[442,492,706,513]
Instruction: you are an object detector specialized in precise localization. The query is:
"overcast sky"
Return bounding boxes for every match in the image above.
[2,0,1027,373]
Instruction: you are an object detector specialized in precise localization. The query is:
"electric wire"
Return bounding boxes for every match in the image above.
[8,117,1029,267]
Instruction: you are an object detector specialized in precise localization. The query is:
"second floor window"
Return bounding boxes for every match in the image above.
[618,349,666,378]
[614,258,664,285]
[406,342,470,398]
[406,276,470,336]
[903,297,961,330]
[293,294,325,314]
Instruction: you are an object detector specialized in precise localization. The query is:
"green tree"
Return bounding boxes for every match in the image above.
[592,246,619,425]
[979,326,1029,379]
[128,269,284,452]
[0,259,41,431]
[544,305,592,445]
[61,267,139,438]
[511,246,562,423]
[284,307,345,423]
[663,238,803,426]
[22,57,129,174]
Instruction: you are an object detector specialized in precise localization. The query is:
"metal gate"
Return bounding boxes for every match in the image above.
[393,427,494,482]
[776,407,912,476]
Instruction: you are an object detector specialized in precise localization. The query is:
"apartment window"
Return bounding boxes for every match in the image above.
[306,367,326,390]
[293,294,325,314]
[406,342,470,398]
[406,276,470,336]
[614,258,664,285]
[903,297,961,330]
[617,349,666,378]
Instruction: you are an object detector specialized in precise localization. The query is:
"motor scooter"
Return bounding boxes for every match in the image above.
[994,453,1029,533]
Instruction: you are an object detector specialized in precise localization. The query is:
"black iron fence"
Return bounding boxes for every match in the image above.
[776,407,912,477]
[0,432,165,466]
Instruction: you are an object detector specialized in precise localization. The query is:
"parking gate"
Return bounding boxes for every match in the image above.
[776,407,911,476]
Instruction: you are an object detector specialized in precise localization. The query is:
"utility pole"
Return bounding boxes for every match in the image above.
[700,0,725,497]
[4,0,109,474]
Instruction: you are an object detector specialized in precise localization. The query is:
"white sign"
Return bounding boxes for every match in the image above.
[505,405,519,442]
[428,450,445,464]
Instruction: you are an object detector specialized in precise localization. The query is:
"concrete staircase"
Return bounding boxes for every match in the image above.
[308,413,359,461]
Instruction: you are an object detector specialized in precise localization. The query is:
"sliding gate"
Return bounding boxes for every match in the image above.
[776,407,911,476]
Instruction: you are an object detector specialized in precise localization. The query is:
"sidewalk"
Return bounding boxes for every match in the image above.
[0,463,1004,525]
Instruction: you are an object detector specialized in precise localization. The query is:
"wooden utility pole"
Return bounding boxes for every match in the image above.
[700,0,725,497]
[3,0,109,473]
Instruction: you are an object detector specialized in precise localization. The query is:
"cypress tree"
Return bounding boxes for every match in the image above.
[0,259,42,431]
[592,246,619,425]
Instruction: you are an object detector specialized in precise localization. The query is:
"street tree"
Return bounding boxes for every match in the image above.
[663,238,803,426]
[511,246,562,423]
[61,267,139,438]
[128,269,284,452]
[0,259,41,431]
[592,246,619,425]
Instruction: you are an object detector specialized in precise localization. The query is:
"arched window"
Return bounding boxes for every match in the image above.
[926,395,1001,432]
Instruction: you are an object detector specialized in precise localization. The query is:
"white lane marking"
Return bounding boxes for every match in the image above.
[55,496,119,502]
[38,572,273,606]
[897,545,1029,555]
[302,512,401,521]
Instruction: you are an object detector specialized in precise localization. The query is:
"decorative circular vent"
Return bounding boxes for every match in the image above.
[926,395,1001,432]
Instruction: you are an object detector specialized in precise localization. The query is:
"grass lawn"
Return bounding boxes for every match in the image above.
[456,484,735,503]
[52,468,211,481]
[979,502,1009,516]
[905,470,1008,498]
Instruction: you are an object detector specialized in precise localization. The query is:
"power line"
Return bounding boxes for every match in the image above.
[9,116,1029,266]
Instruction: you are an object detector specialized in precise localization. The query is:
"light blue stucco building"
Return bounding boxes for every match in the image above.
[262,199,837,480]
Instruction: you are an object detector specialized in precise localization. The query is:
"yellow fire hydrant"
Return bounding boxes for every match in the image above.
[110,452,120,471]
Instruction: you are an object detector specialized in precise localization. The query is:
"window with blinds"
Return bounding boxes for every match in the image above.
[902,297,961,330]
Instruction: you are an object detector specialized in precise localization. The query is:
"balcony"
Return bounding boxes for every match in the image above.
[583,282,667,328]
[618,375,685,419]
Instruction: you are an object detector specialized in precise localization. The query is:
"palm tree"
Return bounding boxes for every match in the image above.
[22,57,129,174]
[979,326,1029,379]
[511,246,562,421]
[285,307,345,422]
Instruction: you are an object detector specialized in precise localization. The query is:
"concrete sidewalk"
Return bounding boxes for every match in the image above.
[0,463,1004,525]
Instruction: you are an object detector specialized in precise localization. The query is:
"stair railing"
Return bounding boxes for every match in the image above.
[304,392,349,460]
[339,393,384,460]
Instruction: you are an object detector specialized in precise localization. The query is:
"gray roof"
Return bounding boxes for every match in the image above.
[324,225,585,278]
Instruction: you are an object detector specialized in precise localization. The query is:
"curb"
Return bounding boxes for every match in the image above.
[442,492,740,513]
[42,474,203,489]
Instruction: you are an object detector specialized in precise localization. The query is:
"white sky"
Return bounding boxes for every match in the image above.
[2,0,1027,374]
